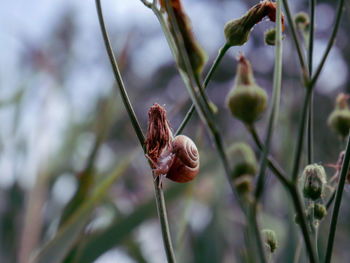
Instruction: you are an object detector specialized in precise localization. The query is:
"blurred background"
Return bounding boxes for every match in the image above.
[1,0,350,262]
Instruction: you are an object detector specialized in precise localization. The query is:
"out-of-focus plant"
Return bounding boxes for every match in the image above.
[2,0,349,262]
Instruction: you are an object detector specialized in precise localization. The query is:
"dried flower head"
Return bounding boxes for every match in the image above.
[145,103,173,164]
[224,0,284,46]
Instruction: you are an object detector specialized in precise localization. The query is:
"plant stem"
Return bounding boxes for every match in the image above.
[95,1,176,262]
[293,237,303,263]
[281,0,308,80]
[247,125,289,188]
[310,0,345,87]
[95,0,145,145]
[175,44,230,136]
[324,134,350,263]
[307,0,315,165]
[288,185,318,263]
[254,0,283,200]
[291,87,312,182]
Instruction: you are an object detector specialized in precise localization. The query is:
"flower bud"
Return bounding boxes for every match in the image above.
[226,55,268,123]
[301,164,327,200]
[314,203,327,220]
[262,229,278,253]
[224,0,284,46]
[228,142,258,179]
[328,93,350,137]
[294,12,310,30]
[264,28,276,46]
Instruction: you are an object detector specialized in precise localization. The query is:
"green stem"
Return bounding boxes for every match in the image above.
[251,205,268,263]
[282,0,309,80]
[175,44,230,136]
[307,0,315,165]
[291,87,312,182]
[293,237,303,263]
[247,125,289,189]
[254,0,283,200]
[324,134,350,263]
[95,1,176,262]
[288,185,318,263]
[95,0,145,145]
[310,0,345,87]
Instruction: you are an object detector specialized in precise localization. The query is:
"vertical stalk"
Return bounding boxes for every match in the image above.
[325,134,350,263]
[307,0,315,165]
[95,1,176,262]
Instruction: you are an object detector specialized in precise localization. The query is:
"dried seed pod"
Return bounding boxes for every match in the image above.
[226,55,268,123]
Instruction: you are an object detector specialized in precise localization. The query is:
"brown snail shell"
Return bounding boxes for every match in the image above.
[166,135,200,183]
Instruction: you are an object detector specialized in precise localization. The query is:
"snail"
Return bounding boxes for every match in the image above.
[145,103,200,187]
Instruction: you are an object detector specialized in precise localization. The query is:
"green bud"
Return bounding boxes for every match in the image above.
[264,28,276,46]
[301,164,327,200]
[294,12,310,46]
[328,93,350,137]
[224,19,251,46]
[314,203,327,220]
[262,229,278,253]
[228,142,258,179]
[226,55,268,123]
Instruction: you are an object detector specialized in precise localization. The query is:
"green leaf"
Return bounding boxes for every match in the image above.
[33,154,135,263]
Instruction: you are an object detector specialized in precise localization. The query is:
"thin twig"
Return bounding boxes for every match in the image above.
[307,0,315,165]
[310,0,346,87]
[282,0,308,81]
[325,134,350,263]
[95,1,176,262]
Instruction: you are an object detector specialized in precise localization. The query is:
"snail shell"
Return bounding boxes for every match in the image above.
[166,135,200,183]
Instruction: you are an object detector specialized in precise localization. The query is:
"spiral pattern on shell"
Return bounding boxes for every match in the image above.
[166,135,200,183]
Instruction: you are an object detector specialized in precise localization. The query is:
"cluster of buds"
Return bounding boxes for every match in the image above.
[300,164,327,200]
[327,93,350,138]
[160,0,207,75]
[228,142,258,194]
[226,54,268,124]
[224,0,284,47]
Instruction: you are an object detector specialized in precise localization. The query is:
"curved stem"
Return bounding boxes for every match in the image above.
[325,134,350,263]
[282,0,308,81]
[175,44,230,135]
[310,0,345,87]
[95,0,145,145]
[247,125,289,188]
[250,205,267,263]
[95,1,176,262]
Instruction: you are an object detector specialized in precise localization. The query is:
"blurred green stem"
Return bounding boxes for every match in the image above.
[325,134,350,263]
[95,1,176,262]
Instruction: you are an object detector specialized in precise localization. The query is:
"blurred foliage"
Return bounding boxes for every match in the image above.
[1,0,350,262]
